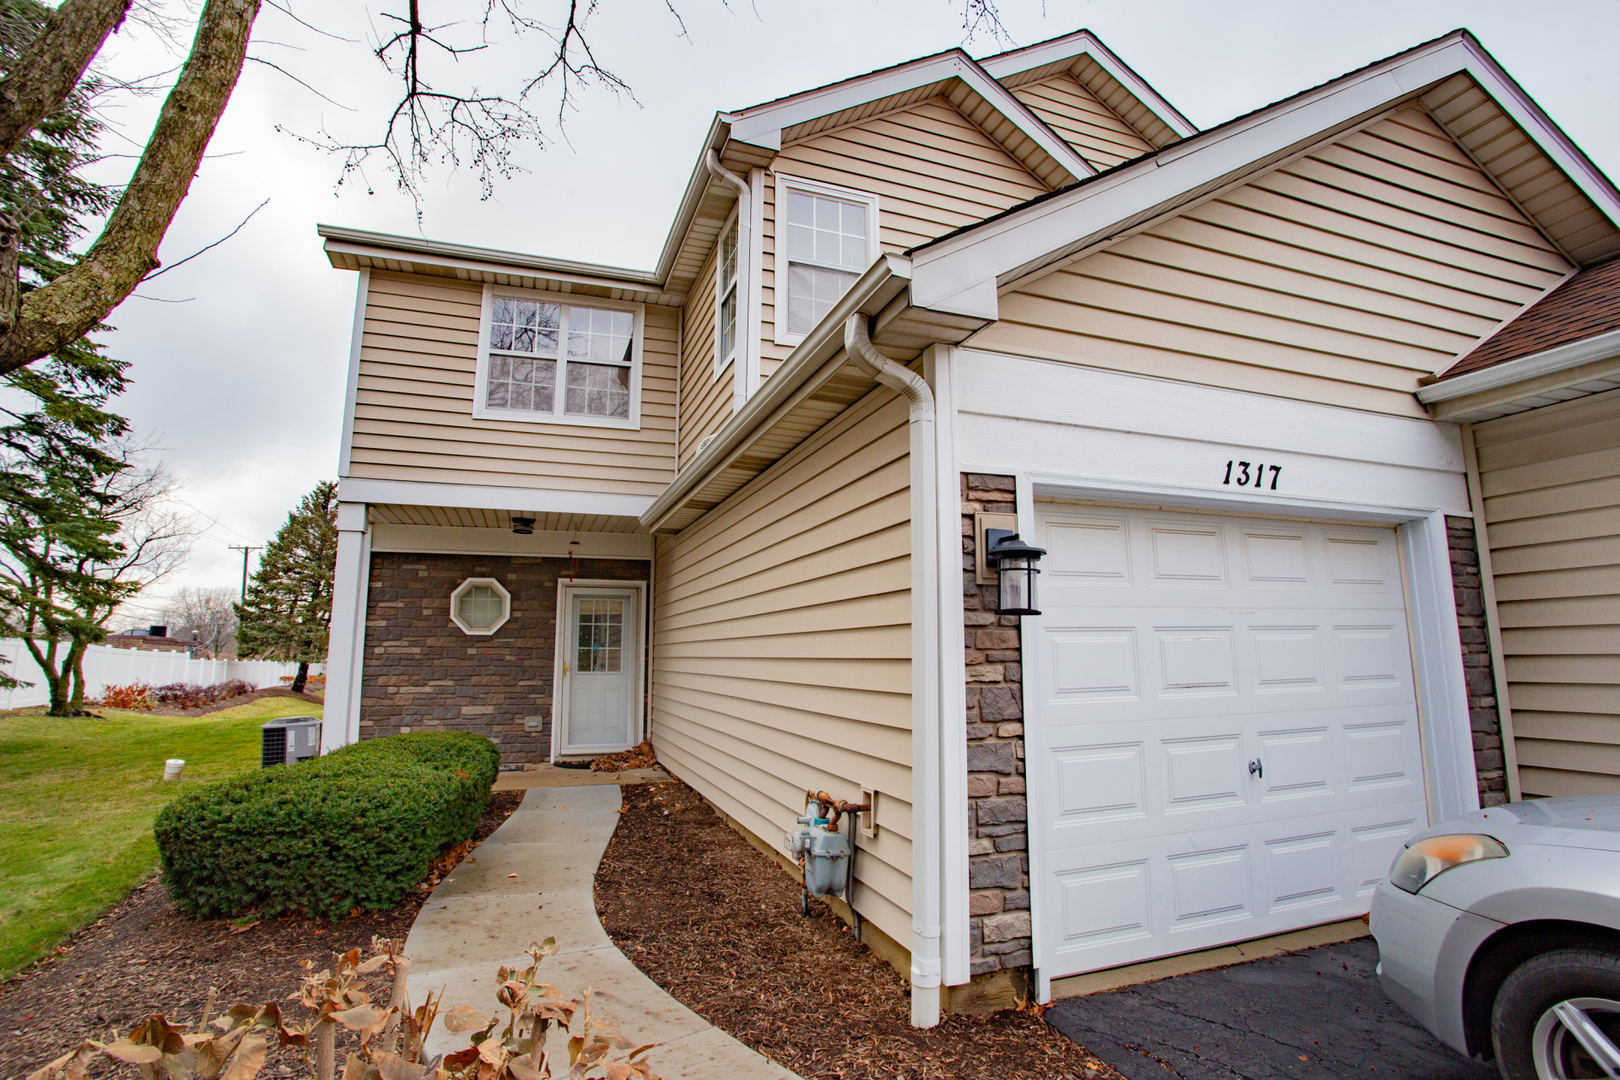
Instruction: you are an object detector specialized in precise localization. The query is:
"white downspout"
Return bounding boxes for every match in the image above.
[704,150,753,410]
[845,314,943,1029]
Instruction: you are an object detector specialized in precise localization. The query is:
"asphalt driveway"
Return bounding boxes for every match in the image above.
[1047,938,1497,1079]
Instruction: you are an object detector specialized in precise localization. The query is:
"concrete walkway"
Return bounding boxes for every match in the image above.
[404,783,802,1080]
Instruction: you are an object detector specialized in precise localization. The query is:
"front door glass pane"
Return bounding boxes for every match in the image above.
[576,599,624,673]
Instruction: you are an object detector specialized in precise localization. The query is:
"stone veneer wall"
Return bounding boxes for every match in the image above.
[1447,515,1510,807]
[361,552,649,766]
[960,474,1033,981]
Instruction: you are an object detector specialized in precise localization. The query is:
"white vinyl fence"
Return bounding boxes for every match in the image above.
[0,638,320,709]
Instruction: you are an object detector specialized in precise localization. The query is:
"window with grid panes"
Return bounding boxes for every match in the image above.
[484,297,635,420]
[716,215,739,379]
[784,188,870,336]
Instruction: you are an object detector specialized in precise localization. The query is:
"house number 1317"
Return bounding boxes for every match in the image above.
[1224,460,1280,490]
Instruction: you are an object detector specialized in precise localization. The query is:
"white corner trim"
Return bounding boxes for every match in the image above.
[335,500,369,532]
[978,30,1197,139]
[338,269,369,478]
[1418,327,1620,404]
[772,174,882,349]
[449,576,512,636]
[338,477,655,519]
[746,166,767,402]
[370,524,652,560]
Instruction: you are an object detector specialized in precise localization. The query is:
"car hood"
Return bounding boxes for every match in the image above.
[1415,796,1620,853]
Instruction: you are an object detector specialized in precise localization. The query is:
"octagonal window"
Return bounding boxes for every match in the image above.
[450,577,511,636]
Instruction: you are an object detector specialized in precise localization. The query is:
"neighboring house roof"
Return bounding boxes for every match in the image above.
[105,634,192,653]
[1438,259,1620,381]
[1419,258,1620,422]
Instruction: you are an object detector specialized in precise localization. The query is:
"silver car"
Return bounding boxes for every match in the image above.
[1372,796,1620,1079]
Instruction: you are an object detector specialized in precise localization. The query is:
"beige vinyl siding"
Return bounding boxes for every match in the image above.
[651,390,913,948]
[349,271,678,494]
[760,97,1052,376]
[1475,389,1620,797]
[1011,74,1154,169]
[972,109,1572,418]
[677,233,733,469]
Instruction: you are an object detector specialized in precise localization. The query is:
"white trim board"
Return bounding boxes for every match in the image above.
[338,478,655,519]
[955,352,1469,517]
[370,524,652,560]
[337,269,369,477]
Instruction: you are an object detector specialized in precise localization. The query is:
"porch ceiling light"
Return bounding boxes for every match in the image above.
[986,530,1046,616]
[511,516,536,535]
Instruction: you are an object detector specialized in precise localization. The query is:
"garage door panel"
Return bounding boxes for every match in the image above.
[1034,506,1426,979]
[1041,799,1427,974]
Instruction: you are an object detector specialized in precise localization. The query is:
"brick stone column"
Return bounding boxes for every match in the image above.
[1447,515,1509,807]
[960,474,1032,985]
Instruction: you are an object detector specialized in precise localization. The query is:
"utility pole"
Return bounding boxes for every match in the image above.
[229,545,260,600]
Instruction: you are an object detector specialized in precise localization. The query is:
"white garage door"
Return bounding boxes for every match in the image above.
[1031,504,1429,979]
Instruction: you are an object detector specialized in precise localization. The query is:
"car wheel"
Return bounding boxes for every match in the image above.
[1493,948,1620,1079]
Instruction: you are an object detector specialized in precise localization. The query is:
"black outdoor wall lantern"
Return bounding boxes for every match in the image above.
[986,529,1047,616]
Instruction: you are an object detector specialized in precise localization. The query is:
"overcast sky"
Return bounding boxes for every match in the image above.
[88,0,1620,620]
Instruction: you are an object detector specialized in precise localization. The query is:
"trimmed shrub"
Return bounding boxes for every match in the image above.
[154,731,499,918]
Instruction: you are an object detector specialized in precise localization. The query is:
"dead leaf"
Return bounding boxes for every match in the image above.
[441,1005,490,1033]
[220,1033,268,1080]
[101,1039,163,1065]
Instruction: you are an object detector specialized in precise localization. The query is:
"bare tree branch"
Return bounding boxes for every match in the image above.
[0,0,263,375]
[0,0,132,162]
[142,198,268,281]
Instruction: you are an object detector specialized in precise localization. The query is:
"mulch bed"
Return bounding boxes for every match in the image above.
[0,790,525,1079]
[138,687,326,718]
[595,780,1122,1080]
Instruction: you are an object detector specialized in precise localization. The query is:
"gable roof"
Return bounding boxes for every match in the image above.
[903,30,1620,321]
[978,29,1197,149]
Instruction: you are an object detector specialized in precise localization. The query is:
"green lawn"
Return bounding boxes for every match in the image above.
[0,696,322,979]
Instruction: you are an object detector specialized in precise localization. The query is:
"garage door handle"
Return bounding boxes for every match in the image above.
[1249,758,1263,779]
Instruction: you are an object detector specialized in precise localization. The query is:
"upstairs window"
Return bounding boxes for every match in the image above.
[776,176,879,345]
[476,289,643,428]
[715,213,739,381]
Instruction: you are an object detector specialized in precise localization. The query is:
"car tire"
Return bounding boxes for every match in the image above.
[1493,948,1620,1079]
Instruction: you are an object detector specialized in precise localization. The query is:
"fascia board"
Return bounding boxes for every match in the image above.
[727,53,1094,181]
[980,30,1197,138]
[912,32,1617,314]
[317,225,656,284]
[651,116,738,279]
[338,478,655,518]
[1419,327,1620,404]
[640,254,913,531]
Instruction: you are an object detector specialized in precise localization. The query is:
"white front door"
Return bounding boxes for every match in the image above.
[556,584,643,756]
[1030,504,1429,979]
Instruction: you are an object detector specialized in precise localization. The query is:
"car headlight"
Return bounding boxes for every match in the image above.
[1388,833,1508,894]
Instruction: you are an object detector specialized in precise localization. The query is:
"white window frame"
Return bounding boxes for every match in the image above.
[472,283,645,430]
[449,576,511,636]
[772,173,880,348]
[714,206,741,383]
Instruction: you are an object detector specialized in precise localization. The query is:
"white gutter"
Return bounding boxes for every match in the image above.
[845,313,943,1029]
[1418,327,1620,404]
[639,254,912,532]
[704,151,756,411]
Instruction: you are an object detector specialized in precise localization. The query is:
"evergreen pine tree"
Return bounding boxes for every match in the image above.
[235,482,338,693]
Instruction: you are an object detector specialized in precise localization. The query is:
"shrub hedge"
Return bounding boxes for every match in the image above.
[155,731,500,919]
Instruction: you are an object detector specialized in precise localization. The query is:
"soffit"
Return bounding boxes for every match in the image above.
[367,504,645,533]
